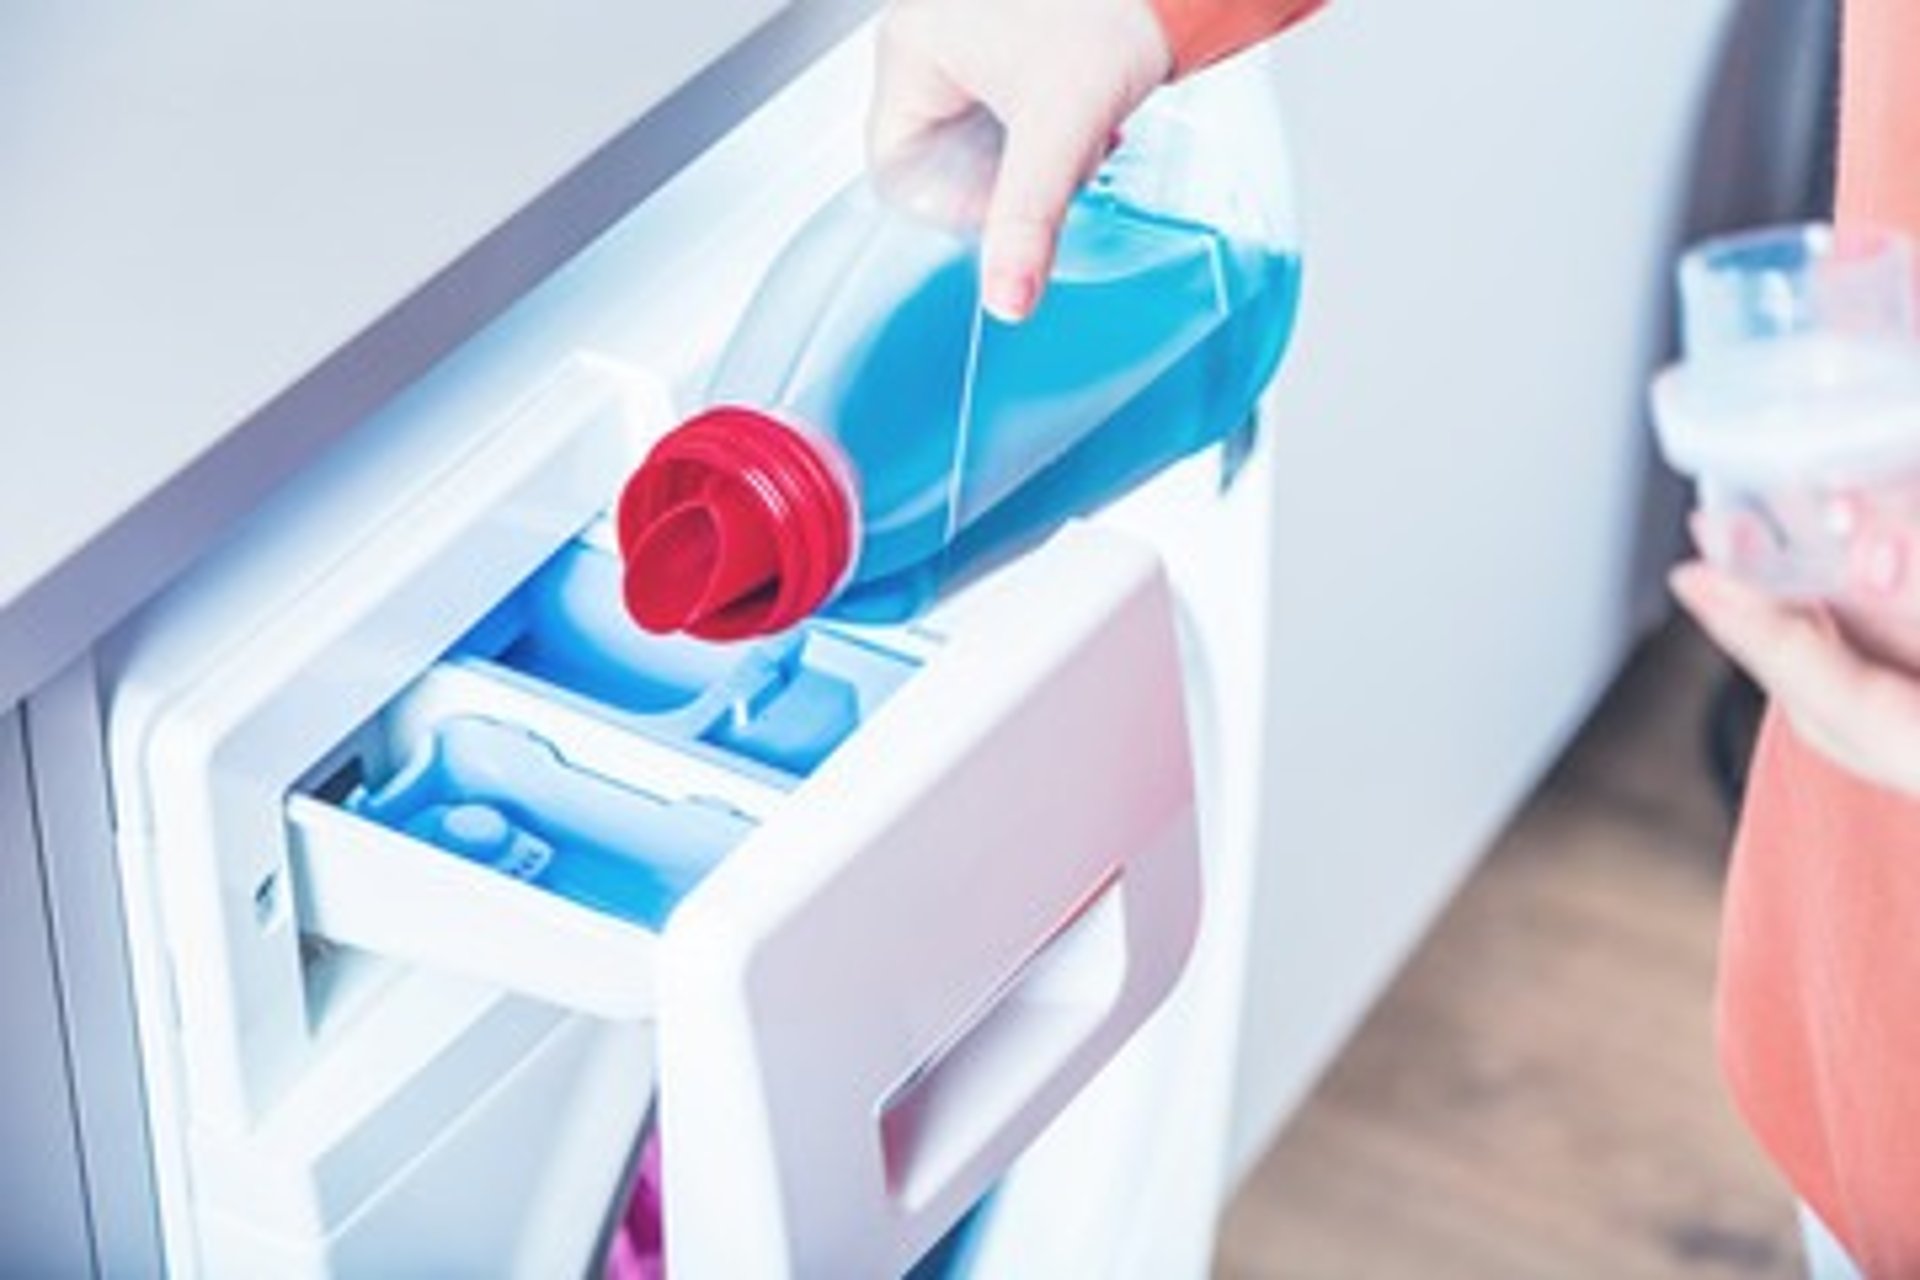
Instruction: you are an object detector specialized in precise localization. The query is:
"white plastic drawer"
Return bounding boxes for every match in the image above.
[107,356,1202,1276]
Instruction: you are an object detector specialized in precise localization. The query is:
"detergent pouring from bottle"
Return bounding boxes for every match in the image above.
[618,67,1304,640]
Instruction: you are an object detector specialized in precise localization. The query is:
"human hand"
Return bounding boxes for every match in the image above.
[1672,507,1920,794]
[869,0,1174,321]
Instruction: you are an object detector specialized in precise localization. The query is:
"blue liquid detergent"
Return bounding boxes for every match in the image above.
[621,76,1300,640]
[349,716,751,928]
[824,192,1301,623]
[454,541,915,776]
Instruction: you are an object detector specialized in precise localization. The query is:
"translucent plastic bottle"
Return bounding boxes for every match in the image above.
[618,68,1303,640]
[1652,223,1920,596]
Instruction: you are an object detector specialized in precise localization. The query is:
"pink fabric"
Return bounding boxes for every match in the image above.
[605,1131,666,1280]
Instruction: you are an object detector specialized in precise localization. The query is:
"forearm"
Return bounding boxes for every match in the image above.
[1837,0,1920,233]
[1149,0,1328,75]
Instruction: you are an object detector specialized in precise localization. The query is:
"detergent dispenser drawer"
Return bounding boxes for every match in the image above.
[281,533,920,1019]
[107,355,1202,1277]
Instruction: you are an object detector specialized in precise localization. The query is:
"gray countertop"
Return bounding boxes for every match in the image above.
[0,1,871,710]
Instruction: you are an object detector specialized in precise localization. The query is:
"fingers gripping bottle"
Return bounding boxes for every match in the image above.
[618,62,1304,641]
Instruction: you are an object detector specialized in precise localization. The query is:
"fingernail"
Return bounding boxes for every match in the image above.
[1856,532,1907,596]
[983,268,1035,322]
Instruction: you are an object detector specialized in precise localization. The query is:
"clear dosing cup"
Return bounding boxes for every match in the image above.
[1653,223,1920,596]
[1679,223,1915,358]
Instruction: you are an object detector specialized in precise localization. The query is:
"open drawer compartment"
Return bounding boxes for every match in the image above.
[111,356,1203,1276]
[283,531,928,1020]
[285,662,767,1019]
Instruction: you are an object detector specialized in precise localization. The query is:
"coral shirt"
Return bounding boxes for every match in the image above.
[1717,2,1920,1274]
[1148,0,1326,74]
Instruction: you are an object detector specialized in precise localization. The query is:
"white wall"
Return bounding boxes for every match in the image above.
[1228,0,1742,1175]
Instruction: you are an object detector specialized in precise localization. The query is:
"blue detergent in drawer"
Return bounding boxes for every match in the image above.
[336,538,921,927]
[454,540,919,778]
[349,716,752,929]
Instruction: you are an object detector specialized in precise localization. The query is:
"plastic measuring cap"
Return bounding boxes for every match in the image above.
[617,407,856,641]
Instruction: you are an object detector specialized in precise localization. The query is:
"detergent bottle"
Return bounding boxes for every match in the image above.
[617,66,1303,641]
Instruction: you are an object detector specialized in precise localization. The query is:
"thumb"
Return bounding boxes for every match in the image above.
[1671,560,1834,698]
[979,108,1106,321]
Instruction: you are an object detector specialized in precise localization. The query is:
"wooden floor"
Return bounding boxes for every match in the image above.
[1213,624,1802,1280]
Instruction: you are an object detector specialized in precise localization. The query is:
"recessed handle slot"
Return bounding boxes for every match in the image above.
[878,871,1127,1212]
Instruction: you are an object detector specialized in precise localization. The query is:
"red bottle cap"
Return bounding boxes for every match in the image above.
[617,407,855,641]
